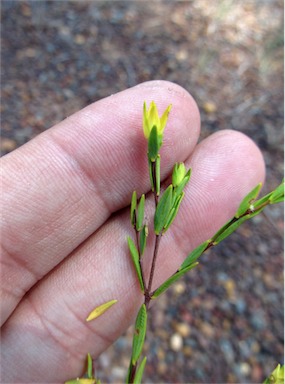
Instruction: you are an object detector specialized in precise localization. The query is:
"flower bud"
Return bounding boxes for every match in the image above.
[172,163,186,187]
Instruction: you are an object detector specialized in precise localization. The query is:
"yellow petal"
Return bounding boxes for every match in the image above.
[159,104,172,134]
[143,102,150,138]
[148,101,160,129]
[86,299,117,322]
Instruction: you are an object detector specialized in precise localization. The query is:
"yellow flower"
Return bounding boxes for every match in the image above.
[143,101,172,139]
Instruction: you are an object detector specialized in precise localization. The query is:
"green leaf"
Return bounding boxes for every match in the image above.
[148,126,159,162]
[235,183,262,218]
[155,155,161,196]
[269,180,284,204]
[174,168,191,196]
[263,363,284,384]
[163,192,184,231]
[136,194,145,231]
[214,216,248,244]
[154,185,173,234]
[179,240,210,270]
[139,225,148,256]
[151,262,198,299]
[87,353,93,378]
[253,191,273,208]
[271,196,285,204]
[211,217,233,241]
[134,356,147,384]
[131,304,147,365]
[127,237,144,292]
[148,157,154,192]
[130,191,137,226]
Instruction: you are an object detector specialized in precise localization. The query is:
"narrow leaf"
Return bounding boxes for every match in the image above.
[134,356,147,384]
[130,191,137,226]
[211,216,235,241]
[127,237,144,291]
[269,180,284,203]
[164,192,184,231]
[235,183,262,218]
[179,240,210,270]
[174,168,191,196]
[155,155,161,196]
[154,185,173,234]
[271,196,285,204]
[131,304,147,365]
[152,262,198,299]
[214,216,248,244]
[148,126,159,162]
[86,299,117,322]
[87,353,93,378]
[136,194,145,231]
[139,225,148,257]
[253,191,274,209]
[148,158,154,192]
[126,360,133,384]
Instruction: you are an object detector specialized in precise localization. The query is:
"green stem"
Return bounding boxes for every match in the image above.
[128,157,162,382]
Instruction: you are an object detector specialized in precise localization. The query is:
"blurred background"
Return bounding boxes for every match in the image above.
[1,1,283,383]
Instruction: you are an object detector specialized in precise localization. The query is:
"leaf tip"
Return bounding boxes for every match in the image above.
[86,299,118,322]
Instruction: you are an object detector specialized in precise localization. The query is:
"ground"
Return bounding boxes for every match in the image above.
[1,1,283,383]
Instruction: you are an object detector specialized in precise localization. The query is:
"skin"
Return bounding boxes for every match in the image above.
[0,81,265,383]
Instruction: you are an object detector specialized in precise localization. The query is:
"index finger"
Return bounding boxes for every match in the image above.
[0,80,200,325]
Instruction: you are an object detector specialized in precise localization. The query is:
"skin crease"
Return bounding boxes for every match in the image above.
[0,81,265,383]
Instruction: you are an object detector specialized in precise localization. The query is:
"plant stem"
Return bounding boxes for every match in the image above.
[129,157,162,382]
[144,158,162,308]
[145,233,161,309]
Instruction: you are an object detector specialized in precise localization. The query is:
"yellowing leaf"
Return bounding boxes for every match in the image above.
[65,379,96,384]
[86,299,117,322]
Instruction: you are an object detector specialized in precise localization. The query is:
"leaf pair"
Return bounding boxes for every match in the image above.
[130,192,145,232]
[127,237,145,292]
[126,305,148,383]
[154,177,190,235]
[130,191,148,257]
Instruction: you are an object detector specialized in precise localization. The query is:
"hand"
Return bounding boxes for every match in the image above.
[1,81,265,383]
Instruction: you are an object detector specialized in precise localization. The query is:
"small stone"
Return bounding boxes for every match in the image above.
[112,366,126,380]
[182,345,193,357]
[157,361,167,375]
[157,347,165,360]
[203,101,217,114]
[224,278,236,300]
[1,138,17,153]
[239,362,251,376]
[74,34,86,45]
[172,281,186,295]
[174,322,191,338]
[170,333,183,351]
[199,321,215,338]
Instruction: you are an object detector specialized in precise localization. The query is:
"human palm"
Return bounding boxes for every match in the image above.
[1,81,265,383]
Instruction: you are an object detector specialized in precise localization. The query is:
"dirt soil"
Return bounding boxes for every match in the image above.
[1,1,284,383]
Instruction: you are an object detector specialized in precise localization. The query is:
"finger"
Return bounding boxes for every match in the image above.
[0,81,200,325]
[1,130,265,383]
